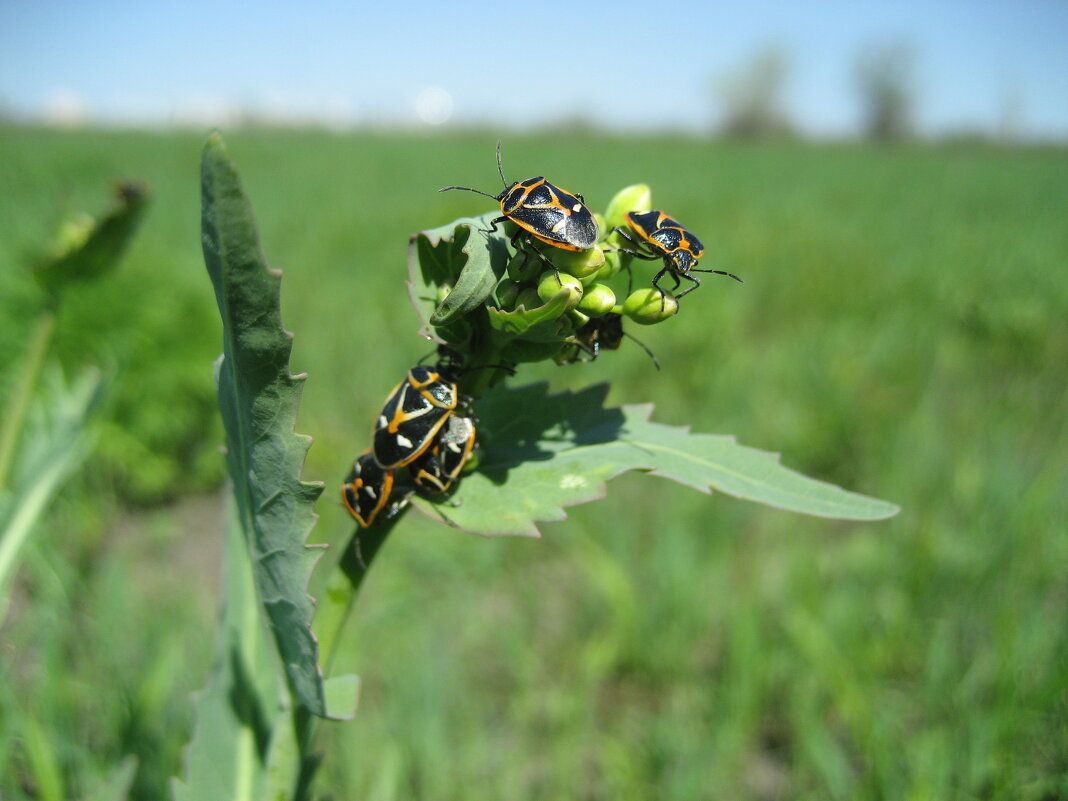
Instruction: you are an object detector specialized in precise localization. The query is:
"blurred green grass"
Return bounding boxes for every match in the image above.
[1,127,1067,800]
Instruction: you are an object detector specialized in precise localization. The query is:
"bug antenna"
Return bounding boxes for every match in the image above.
[694,268,744,284]
[495,140,508,189]
[623,331,661,371]
[439,185,500,200]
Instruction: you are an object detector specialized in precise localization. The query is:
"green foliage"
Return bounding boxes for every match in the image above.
[199,134,328,717]
[2,130,1066,800]
[416,383,897,536]
[172,509,277,801]
[0,367,105,619]
[84,757,137,801]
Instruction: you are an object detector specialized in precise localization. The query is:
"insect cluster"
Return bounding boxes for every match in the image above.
[342,353,477,527]
[343,144,740,527]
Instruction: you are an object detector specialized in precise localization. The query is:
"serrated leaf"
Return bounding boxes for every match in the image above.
[34,182,149,295]
[407,212,509,329]
[200,133,329,717]
[412,383,899,537]
[429,224,505,326]
[172,507,278,801]
[485,289,573,342]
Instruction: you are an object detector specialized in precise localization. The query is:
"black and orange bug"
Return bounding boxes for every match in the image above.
[615,210,741,301]
[440,143,599,270]
[564,313,661,370]
[372,364,459,469]
[409,413,477,495]
[341,449,396,527]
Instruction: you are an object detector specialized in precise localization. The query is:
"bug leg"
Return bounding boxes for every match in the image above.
[674,273,700,299]
[652,267,670,310]
[481,215,509,236]
[514,232,562,281]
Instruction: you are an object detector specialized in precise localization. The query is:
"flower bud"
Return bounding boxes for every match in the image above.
[592,250,624,282]
[550,244,605,279]
[568,309,591,328]
[577,283,616,317]
[604,183,652,231]
[537,270,583,310]
[494,279,523,310]
[622,287,678,324]
[507,251,541,283]
[515,287,543,311]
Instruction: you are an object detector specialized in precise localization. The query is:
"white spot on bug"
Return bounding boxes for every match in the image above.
[551,219,567,233]
[572,203,582,212]
[364,486,378,500]
[396,434,413,448]
[378,415,387,428]
[560,474,587,489]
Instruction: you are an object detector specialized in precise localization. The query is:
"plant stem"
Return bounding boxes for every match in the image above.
[0,309,56,491]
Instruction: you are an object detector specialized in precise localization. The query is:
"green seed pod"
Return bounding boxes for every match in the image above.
[515,287,543,311]
[507,251,541,283]
[604,183,653,231]
[550,244,605,279]
[435,283,453,306]
[537,270,583,310]
[592,250,624,282]
[622,287,679,324]
[494,279,524,310]
[577,283,617,317]
[569,309,591,328]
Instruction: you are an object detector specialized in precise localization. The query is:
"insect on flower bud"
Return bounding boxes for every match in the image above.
[622,287,678,324]
[577,283,617,317]
[604,183,653,231]
[537,270,583,310]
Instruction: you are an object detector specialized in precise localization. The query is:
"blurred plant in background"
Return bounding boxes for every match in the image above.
[0,182,147,621]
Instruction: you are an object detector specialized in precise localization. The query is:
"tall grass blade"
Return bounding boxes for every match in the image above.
[0,367,104,620]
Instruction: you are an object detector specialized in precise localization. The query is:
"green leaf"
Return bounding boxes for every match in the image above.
[172,506,278,801]
[485,289,573,343]
[83,757,137,801]
[200,133,329,717]
[412,383,900,537]
[33,182,149,295]
[407,212,509,329]
[324,674,361,721]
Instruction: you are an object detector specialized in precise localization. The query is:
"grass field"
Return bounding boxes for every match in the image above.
[1,127,1067,800]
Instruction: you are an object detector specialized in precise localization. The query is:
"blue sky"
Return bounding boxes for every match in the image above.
[2,0,1066,138]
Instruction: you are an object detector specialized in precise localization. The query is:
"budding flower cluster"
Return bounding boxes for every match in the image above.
[485,183,685,364]
[413,155,738,374]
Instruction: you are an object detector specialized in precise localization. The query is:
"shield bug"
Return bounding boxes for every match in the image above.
[341,449,396,527]
[372,364,459,469]
[410,413,477,496]
[440,142,599,269]
[616,210,741,301]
